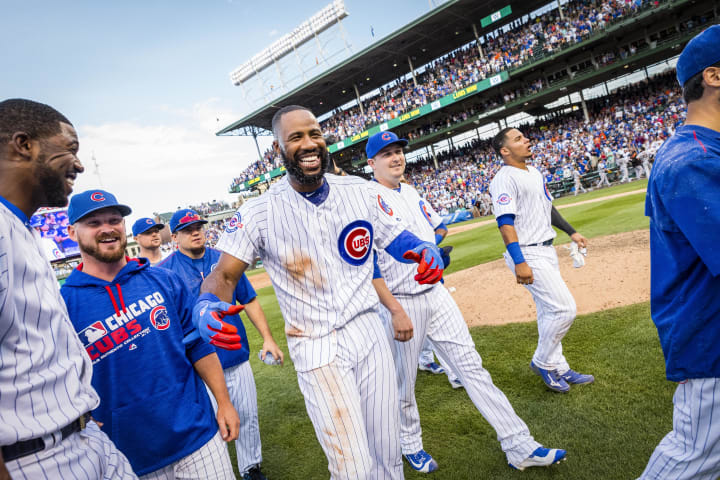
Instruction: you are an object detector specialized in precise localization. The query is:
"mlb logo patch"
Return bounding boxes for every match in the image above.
[497,193,512,205]
[79,321,108,346]
[337,220,374,266]
[150,306,170,330]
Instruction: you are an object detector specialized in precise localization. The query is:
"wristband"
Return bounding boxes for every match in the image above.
[435,233,444,245]
[198,292,221,303]
[506,242,526,265]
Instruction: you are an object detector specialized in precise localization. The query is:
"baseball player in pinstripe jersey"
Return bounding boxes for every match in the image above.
[158,208,283,480]
[639,26,720,480]
[489,127,594,394]
[0,99,136,479]
[197,105,446,480]
[366,130,566,473]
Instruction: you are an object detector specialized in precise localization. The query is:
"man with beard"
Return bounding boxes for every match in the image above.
[0,99,136,479]
[61,190,241,479]
[132,217,166,265]
[196,105,446,480]
[158,208,283,480]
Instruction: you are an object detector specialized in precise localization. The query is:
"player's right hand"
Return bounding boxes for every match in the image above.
[403,242,444,285]
[190,296,244,350]
[515,262,534,285]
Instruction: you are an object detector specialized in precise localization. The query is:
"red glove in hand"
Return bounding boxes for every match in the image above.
[188,299,244,350]
[403,248,444,285]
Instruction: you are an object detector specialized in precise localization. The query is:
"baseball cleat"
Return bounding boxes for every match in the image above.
[530,361,569,393]
[559,369,594,385]
[242,465,267,480]
[404,449,439,473]
[449,377,464,389]
[509,447,567,471]
[419,362,445,375]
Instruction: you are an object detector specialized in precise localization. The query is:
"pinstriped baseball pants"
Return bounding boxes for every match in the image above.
[380,285,540,465]
[296,313,403,480]
[505,245,576,373]
[639,378,720,480]
[139,431,234,479]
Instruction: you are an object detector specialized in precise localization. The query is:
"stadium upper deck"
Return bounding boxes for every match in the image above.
[222,0,716,192]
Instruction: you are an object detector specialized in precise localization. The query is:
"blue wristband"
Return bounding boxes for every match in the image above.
[198,292,221,303]
[506,242,526,265]
[435,233,444,245]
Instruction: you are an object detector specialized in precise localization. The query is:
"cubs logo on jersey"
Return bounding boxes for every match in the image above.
[497,193,512,205]
[225,212,242,233]
[377,195,393,216]
[150,305,170,330]
[419,200,433,227]
[338,220,374,266]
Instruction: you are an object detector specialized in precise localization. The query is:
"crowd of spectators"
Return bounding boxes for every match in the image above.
[187,200,233,215]
[405,70,684,214]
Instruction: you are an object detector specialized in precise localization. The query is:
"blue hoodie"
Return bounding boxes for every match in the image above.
[61,258,218,476]
[158,247,255,367]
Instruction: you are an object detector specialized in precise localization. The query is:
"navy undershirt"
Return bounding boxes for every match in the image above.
[298,180,330,206]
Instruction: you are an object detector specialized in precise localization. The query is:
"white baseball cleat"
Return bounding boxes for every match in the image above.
[509,447,567,471]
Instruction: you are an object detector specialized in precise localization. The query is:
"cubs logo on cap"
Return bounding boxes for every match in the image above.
[132,217,165,237]
[68,189,132,224]
[366,130,408,159]
[169,208,208,233]
[338,220,373,266]
[150,306,170,330]
[224,211,242,234]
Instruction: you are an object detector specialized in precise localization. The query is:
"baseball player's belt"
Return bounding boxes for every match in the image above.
[1,412,91,462]
[522,239,554,247]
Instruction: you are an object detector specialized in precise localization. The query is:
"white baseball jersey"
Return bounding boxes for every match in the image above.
[369,181,441,295]
[489,165,556,245]
[216,174,404,372]
[0,202,99,445]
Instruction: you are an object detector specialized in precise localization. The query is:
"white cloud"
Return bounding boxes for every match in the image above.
[73,98,275,227]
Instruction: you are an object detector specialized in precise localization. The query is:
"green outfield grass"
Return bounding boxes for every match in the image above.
[234,298,672,479]
[444,188,648,274]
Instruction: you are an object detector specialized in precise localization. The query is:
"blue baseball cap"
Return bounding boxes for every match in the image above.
[366,130,408,159]
[68,190,132,224]
[169,209,207,233]
[676,25,720,86]
[132,217,165,236]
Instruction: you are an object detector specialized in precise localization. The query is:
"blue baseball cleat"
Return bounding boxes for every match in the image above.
[404,449,439,473]
[419,362,445,375]
[509,446,567,471]
[449,377,464,389]
[530,361,570,393]
[559,369,595,385]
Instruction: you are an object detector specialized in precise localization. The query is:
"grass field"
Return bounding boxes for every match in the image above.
[227,182,665,479]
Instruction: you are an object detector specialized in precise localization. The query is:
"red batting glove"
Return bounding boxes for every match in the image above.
[403,248,444,285]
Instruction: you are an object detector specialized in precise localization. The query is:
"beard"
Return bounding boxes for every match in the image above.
[35,161,69,207]
[79,234,127,263]
[280,145,330,185]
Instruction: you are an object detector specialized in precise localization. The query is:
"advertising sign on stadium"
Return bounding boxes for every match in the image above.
[234,166,287,192]
[480,5,512,28]
[327,70,509,154]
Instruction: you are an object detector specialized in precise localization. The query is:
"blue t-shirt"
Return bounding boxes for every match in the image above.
[645,124,720,381]
[158,248,256,367]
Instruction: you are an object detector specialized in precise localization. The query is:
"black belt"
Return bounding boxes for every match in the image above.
[2,413,90,462]
[522,239,554,247]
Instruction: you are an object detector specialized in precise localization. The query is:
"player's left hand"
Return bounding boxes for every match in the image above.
[190,297,244,350]
[216,400,240,442]
[570,232,588,249]
[260,340,285,366]
[403,242,444,285]
[391,308,414,342]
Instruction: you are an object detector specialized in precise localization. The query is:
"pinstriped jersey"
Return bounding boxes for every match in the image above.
[216,174,405,372]
[0,202,99,445]
[489,164,556,245]
[370,181,442,295]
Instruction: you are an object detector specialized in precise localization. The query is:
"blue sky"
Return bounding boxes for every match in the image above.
[1,0,443,221]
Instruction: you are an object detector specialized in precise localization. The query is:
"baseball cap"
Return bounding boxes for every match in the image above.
[132,217,165,236]
[366,130,408,159]
[68,190,132,224]
[169,209,207,233]
[676,25,720,86]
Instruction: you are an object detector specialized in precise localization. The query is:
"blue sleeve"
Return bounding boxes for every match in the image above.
[172,271,215,362]
[234,273,257,304]
[658,153,720,276]
[372,251,383,279]
[384,229,424,264]
[496,213,516,227]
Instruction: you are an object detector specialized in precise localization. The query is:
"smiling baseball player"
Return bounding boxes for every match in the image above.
[489,127,593,394]
[196,106,445,480]
[367,130,567,473]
